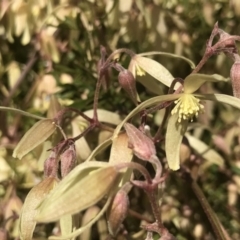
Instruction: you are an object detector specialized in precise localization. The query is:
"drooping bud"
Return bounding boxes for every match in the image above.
[44,151,58,178]
[60,143,76,178]
[230,60,240,98]
[118,69,138,105]
[218,29,237,54]
[107,188,129,237]
[124,123,156,161]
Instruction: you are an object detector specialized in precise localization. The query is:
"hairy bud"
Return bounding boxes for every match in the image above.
[124,123,156,161]
[107,189,129,237]
[230,61,240,98]
[118,69,138,105]
[44,151,58,178]
[60,144,76,178]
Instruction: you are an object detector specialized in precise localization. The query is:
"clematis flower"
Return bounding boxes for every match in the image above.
[166,73,230,171]
[114,70,240,171]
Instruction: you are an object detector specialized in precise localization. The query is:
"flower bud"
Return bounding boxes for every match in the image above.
[230,61,240,98]
[124,123,156,161]
[118,70,138,105]
[219,31,236,49]
[44,151,58,178]
[60,144,76,178]
[107,189,129,237]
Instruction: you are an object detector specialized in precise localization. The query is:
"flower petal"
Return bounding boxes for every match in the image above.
[196,93,240,109]
[165,114,187,170]
[184,74,228,94]
[133,56,181,89]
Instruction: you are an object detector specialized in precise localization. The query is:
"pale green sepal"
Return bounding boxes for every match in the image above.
[48,196,112,240]
[196,93,240,110]
[165,113,187,170]
[109,133,133,167]
[36,166,120,222]
[137,74,164,95]
[184,74,229,94]
[60,215,73,240]
[133,56,181,89]
[185,134,224,167]
[19,177,58,240]
[13,119,56,159]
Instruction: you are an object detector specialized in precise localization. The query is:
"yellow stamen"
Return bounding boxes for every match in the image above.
[171,94,204,122]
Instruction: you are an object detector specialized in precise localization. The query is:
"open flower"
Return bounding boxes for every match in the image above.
[115,72,239,171]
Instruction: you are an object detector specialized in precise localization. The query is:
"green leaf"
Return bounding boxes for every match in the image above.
[13,119,56,159]
[0,106,45,120]
[19,177,58,240]
[184,74,228,94]
[186,134,224,167]
[47,95,62,119]
[165,113,187,170]
[48,196,112,240]
[36,166,121,222]
[138,51,196,69]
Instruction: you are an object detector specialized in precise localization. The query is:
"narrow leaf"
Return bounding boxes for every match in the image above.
[19,177,57,240]
[48,197,113,240]
[165,113,187,170]
[138,51,196,69]
[36,166,121,222]
[186,134,224,167]
[13,119,56,159]
[0,106,44,120]
[47,95,62,119]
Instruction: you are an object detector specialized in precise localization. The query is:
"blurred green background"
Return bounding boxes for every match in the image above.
[1,0,240,239]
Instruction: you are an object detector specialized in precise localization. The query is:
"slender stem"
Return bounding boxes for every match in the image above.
[191,181,226,240]
[104,48,136,67]
[93,48,136,122]
[115,162,152,184]
[55,124,67,140]
[128,209,153,223]
[192,35,240,74]
[192,51,212,74]
[93,75,103,122]
[71,124,95,141]
[149,155,162,180]
[146,188,163,228]
[3,54,38,106]
[67,108,92,122]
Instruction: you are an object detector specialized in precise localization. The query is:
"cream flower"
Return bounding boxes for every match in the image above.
[171,93,204,123]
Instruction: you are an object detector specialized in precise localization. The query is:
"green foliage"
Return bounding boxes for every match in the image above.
[1,1,240,240]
